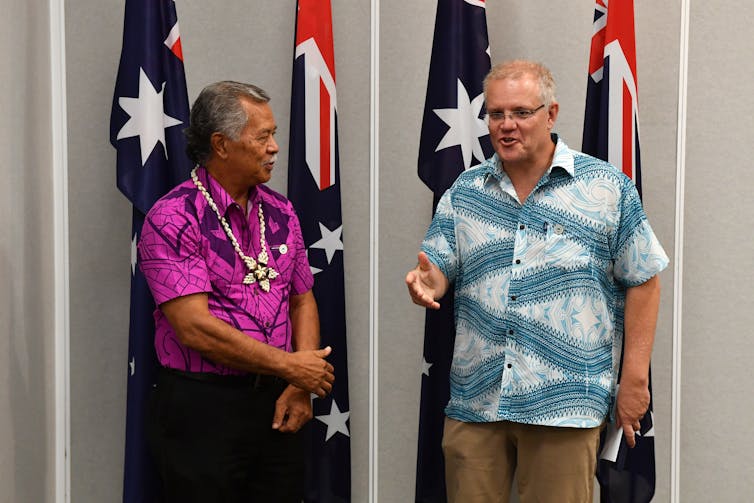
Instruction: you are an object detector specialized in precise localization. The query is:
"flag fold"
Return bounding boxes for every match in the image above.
[415,1,492,501]
[109,1,192,501]
[582,2,655,502]
[289,1,352,501]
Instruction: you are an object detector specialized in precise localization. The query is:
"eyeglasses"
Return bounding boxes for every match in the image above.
[486,104,546,123]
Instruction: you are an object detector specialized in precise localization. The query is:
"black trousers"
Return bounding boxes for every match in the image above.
[148,368,304,503]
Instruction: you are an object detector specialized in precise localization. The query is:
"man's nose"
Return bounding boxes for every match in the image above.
[498,115,518,129]
[268,136,279,152]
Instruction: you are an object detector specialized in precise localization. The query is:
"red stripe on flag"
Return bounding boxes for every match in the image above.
[622,81,633,179]
[589,28,606,75]
[171,39,183,61]
[319,79,330,190]
[296,0,336,82]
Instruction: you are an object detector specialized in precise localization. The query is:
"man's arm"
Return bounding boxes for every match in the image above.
[616,274,661,447]
[273,290,323,432]
[160,292,334,397]
[406,251,450,309]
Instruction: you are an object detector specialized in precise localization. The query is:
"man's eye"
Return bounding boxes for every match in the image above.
[513,110,531,119]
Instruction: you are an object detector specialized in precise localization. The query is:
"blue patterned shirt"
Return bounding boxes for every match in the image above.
[421,136,669,427]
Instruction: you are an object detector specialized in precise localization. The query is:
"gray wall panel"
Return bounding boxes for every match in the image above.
[379,2,679,501]
[67,0,370,500]
[682,1,754,500]
[0,0,56,502]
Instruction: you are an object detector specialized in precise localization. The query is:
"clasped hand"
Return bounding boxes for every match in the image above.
[284,346,335,398]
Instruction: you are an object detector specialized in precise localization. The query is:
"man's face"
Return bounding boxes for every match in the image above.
[485,75,558,169]
[223,98,279,186]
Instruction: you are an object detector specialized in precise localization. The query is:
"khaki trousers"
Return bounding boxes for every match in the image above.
[442,417,602,503]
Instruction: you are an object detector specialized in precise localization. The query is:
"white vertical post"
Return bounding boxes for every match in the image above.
[369,0,380,501]
[672,0,690,501]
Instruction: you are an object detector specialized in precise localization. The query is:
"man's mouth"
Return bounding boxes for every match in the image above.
[264,154,278,169]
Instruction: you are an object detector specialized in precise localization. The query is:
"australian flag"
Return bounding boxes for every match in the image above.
[416,1,492,501]
[288,1,351,501]
[109,0,192,501]
[582,1,655,502]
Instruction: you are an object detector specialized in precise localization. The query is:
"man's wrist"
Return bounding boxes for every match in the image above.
[619,370,649,388]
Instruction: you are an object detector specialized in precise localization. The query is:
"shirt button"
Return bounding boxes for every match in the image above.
[519,224,525,230]
[507,363,512,369]
[264,322,271,328]
[510,295,517,301]
[508,329,514,335]
[515,259,521,264]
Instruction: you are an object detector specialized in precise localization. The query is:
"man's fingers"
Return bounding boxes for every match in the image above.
[417,251,431,270]
[271,401,287,430]
[621,423,637,448]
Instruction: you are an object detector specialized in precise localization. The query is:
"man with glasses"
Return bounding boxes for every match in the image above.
[406,60,668,502]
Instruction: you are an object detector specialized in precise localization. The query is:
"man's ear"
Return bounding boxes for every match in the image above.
[546,102,559,130]
[210,132,228,160]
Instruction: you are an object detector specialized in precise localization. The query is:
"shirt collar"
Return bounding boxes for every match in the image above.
[483,133,575,182]
[549,134,575,177]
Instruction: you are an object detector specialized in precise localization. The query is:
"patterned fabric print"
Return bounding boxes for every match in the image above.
[421,137,668,428]
[139,166,314,374]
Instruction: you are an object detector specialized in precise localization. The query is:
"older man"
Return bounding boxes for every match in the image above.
[406,60,668,502]
[139,81,334,502]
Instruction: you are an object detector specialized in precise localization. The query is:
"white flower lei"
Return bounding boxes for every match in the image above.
[191,167,278,292]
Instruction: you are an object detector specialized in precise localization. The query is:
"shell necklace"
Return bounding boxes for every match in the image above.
[191,167,278,292]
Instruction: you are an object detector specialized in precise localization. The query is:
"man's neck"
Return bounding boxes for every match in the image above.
[503,147,555,204]
[204,165,253,213]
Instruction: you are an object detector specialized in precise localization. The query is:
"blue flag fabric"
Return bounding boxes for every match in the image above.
[415,1,492,501]
[582,1,655,502]
[288,1,351,501]
[109,1,192,501]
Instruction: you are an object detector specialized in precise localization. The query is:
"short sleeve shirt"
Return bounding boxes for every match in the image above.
[421,136,669,427]
[138,166,314,374]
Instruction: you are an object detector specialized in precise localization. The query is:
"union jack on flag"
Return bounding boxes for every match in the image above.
[288,1,351,501]
[583,0,643,193]
[582,2,655,502]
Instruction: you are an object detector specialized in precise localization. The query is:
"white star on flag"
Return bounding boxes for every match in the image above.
[306,249,323,276]
[309,222,343,264]
[421,356,433,376]
[433,78,489,170]
[131,232,138,276]
[116,67,183,166]
[316,399,350,441]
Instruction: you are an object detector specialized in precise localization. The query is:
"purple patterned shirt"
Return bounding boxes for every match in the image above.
[138,166,314,374]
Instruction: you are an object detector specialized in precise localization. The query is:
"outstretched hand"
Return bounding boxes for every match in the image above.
[283,346,334,398]
[405,252,448,310]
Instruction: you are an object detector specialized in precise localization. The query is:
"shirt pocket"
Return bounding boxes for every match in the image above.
[543,223,591,270]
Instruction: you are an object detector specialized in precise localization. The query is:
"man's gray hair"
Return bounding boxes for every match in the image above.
[483,60,557,107]
[184,81,270,165]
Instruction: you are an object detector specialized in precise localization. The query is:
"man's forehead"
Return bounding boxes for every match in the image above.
[486,78,540,101]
